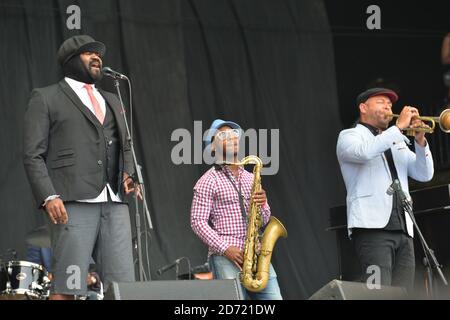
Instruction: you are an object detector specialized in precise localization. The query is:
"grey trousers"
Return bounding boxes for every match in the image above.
[48,200,135,295]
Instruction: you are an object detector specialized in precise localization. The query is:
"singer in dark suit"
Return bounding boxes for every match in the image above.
[23,35,140,300]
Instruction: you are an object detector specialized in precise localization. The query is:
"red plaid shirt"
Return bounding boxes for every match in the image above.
[191,165,271,256]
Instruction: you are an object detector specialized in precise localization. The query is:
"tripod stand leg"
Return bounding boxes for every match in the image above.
[424,268,433,298]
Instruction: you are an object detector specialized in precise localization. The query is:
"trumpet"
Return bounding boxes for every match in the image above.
[385,108,450,134]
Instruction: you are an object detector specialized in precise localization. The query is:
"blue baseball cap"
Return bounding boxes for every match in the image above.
[204,119,241,148]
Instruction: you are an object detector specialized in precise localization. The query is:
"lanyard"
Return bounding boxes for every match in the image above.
[220,166,248,225]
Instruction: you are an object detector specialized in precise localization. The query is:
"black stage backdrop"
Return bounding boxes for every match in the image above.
[4,0,446,300]
[0,0,343,299]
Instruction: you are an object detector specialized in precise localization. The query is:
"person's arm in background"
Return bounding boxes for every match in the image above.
[441,33,450,65]
[26,245,43,265]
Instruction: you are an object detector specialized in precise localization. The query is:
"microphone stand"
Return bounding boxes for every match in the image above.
[112,76,154,281]
[157,257,192,280]
[389,179,447,298]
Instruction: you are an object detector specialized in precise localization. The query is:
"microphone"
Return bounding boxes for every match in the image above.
[102,66,128,80]
[386,179,401,196]
[157,258,183,276]
[386,183,395,196]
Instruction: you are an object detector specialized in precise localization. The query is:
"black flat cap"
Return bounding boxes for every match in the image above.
[57,35,105,66]
[356,87,398,106]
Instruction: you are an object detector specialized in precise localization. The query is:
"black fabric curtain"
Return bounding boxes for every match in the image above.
[0,0,344,299]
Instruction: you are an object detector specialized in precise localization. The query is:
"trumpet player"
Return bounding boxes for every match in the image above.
[336,88,434,290]
[190,119,282,300]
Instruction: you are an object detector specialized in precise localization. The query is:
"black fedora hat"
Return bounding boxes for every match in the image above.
[57,35,105,66]
[356,87,398,106]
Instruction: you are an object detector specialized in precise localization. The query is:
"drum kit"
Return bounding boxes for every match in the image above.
[0,260,51,300]
[0,226,52,300]
[1,225,104,300]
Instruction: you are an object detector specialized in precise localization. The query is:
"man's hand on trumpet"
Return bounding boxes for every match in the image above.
[395,106,419,130]
[395,106,428,146]
[410,118,429,147]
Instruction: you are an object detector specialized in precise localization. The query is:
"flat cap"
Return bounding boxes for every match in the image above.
[57,35,105,65]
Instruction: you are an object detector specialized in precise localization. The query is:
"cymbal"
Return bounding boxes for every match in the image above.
[25,225,51,248]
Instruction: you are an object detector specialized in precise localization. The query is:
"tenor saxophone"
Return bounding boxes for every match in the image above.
[229,155,287,292]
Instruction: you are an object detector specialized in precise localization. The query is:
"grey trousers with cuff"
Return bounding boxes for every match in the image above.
[48,200,135,296]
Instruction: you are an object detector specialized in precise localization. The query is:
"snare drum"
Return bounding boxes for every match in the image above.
[0,261,50,300]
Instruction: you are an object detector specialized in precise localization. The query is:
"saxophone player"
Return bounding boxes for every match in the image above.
[190,119,282,300]
[336,88,434,291]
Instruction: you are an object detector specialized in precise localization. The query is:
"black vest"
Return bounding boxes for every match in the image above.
[102,103,120,194]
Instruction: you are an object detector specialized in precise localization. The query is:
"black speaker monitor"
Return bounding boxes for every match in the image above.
[105,279,244,300]
[309,280,408,300]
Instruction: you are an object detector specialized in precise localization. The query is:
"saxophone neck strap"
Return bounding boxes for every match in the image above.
[217,165,248,225]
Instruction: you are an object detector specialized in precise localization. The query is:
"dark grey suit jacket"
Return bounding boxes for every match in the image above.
[23,79,134,207]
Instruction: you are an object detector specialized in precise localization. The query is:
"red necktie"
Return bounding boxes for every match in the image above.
[84,84,105,124]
